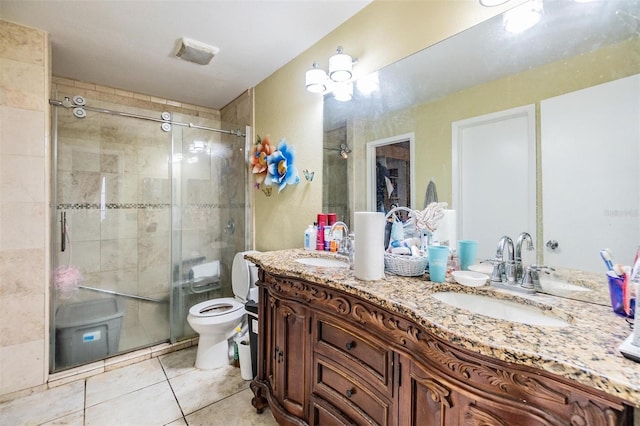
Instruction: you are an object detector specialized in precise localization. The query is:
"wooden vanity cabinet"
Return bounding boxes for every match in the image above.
[250,269,633,426]
[259,281,311,422]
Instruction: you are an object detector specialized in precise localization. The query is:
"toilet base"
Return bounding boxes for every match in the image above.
[194,335,231,370]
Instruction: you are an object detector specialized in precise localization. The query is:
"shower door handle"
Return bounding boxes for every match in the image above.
[60,212,66,252]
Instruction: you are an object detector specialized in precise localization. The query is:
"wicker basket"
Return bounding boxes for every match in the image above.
[384,253,428,276]
[383,207,428,276]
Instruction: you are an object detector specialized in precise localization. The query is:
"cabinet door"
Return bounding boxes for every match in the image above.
[264,293,276,390]
[459,395,560,426]
[273,298,310,419]
[398,355,456,426]
[399,355,568,426]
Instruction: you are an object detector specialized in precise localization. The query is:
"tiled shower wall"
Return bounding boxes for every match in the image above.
[0,20,51,396]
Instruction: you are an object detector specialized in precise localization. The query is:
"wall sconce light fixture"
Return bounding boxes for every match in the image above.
[305,62,327,94]
[305,46,356,101]
[333,82,353,102]
[329,46,353,82]
[324,143,352,159]
[339,144,351,159]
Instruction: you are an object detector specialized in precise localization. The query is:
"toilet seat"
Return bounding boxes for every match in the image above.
[188,251,259,319]
[189,297,243,318]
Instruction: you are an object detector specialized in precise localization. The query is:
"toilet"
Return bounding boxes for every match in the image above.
[187,251,259,370]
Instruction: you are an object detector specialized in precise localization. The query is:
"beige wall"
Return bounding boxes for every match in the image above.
[253,0,515,251]
[0,20,51,395]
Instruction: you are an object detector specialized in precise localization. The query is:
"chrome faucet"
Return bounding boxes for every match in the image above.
[515,232,534,283]
[490,236,516,284]
[330,221,354,268]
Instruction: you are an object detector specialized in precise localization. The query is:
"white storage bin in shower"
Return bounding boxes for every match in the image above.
[55,298,125,368]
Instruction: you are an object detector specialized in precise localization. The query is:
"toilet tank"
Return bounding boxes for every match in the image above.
[232,251,260,300]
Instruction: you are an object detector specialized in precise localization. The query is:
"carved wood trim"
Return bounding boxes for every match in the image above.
[475,369,568,405]
[569,401,618,426]
[464,403,509,426]
[411,373,452,409]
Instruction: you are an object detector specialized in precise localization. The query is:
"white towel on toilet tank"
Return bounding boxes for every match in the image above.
[191,261,220,281]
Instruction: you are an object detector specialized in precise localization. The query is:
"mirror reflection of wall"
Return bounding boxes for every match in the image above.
[323,125,349,226]
[322,0,639,305]
[323,0,639,266]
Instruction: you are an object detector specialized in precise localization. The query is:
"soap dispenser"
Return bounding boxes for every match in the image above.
[304,224,317,251]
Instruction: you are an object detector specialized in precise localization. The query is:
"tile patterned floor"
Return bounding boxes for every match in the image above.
[0,347,277,426]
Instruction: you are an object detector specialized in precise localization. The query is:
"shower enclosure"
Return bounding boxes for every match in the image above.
[50,91,251,372]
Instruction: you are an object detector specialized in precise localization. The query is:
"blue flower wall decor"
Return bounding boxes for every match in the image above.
[264,138,300,193]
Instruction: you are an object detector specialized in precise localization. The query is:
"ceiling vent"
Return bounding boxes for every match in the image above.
[175,37,219,65]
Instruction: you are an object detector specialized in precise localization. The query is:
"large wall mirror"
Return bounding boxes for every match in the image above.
[323,0,640,304]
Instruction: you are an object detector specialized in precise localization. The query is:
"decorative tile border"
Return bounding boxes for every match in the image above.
[57,203,170,210]
[56,203,246,210]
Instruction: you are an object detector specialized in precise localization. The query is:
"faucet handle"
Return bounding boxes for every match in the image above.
[521,265,539,290]
[490,258,504,283]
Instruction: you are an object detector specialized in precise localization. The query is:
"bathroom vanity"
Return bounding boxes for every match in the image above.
[247,250,640,425]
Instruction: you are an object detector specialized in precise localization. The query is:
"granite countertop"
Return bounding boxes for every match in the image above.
[246,249,640,407]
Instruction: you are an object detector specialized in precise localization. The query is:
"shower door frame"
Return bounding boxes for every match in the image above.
[49,96,252,372]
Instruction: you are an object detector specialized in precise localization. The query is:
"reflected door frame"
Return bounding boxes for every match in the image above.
[452,105,536,260]
[366,133,416,211]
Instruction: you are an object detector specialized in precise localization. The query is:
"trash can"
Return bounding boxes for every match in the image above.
[55,298,125,368]
[245,300,258,378]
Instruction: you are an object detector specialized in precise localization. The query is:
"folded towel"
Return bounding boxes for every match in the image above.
[190,261,220,280]
[424,179,438,208]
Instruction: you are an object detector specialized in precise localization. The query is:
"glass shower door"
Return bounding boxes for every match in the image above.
[52,94,173,371]
[170,121,250,342]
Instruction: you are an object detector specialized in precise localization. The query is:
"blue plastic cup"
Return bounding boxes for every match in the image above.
[458,240,478,271]
[428,245,450,283]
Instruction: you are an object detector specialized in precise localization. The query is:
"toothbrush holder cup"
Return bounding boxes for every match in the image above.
[607,272,635,318]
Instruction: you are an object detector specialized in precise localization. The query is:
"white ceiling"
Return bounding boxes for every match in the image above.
[0,0,372,109]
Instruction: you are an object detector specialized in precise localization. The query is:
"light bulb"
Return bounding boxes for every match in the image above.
[329,47,353,83]
[305,62,327,94]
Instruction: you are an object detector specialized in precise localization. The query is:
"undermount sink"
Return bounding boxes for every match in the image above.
[295,257,349,268]
[432,291,569,327]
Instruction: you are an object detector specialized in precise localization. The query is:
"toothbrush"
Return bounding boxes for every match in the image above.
[631,247,640,282]
[600,249,614,272]
[623,265,631,316]
[613,263,625,277]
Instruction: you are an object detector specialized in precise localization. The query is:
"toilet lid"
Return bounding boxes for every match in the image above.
[189,298,243,317]
[232,251,258,299]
